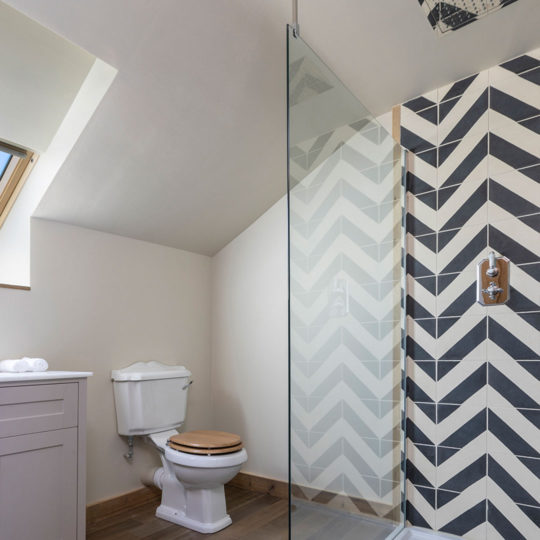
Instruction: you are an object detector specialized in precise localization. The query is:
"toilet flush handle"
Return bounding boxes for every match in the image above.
[183,380,193,390]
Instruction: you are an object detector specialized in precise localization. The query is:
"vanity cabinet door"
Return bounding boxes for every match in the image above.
[0,427,78,540]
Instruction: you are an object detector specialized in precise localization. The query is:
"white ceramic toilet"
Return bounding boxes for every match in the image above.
[111,361,247,534]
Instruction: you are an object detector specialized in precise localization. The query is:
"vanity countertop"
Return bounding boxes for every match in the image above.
[0,371,93,383]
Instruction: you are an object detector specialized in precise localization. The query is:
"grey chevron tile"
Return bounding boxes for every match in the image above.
[490,86,540,123]
[499,53,540,76]
[408,438,436,469]
[437,224,487,274]
[437,361,487,405]
[407,360,436,405]
[489,221,540,265]
[437,316,487,361]
[518,262,540,283]
[487,314,540,360]
[438,134,488,189]
[438,88,488,147]
[488,361,540,409]
[415,147,438,169]
[407,275,436,319]
[401,126,436,154]
[436,270,486,318]
[407,315,437,360]
[407,150,437,194]
[437,495,487,538]
[437,179,487,233]
[407,231,436,272]
[341,141,377,172]
[487,500,534,540]
[488,169,540,224]
[487,409,539,459]
[407,407,436,447]
[521,66,540,85]
[404,91,437,113]
[492,283,540,314]
[342,439,380,477]
[437,406,487,450]
[438,73,484,104]
[438,453,487,492]
[407,190,437,235]
[489,129,540,177]
[487,457,540,521]
[406,483,436,529]
[342,402,380,440]
[436,317,459,338]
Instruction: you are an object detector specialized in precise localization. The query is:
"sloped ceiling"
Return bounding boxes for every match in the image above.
[5,0,540,255]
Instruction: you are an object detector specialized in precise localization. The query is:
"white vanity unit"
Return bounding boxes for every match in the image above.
[0,371,92,540]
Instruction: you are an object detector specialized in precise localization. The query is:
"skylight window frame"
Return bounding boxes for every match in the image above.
[0,141,37,229]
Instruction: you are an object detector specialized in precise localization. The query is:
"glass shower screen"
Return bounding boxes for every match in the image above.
[287,26,406,539]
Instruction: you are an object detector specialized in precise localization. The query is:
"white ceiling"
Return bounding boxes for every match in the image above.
[5,0,540,255]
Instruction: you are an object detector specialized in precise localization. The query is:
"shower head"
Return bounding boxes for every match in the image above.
[419,0,520,34]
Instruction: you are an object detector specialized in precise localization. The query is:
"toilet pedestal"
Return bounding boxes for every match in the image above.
[156,485,232,534]
[154,464,232,534]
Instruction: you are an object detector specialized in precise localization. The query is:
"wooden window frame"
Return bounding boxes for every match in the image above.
[0,142,37,230]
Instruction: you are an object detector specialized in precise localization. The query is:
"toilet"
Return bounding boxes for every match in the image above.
[111,361,247,534]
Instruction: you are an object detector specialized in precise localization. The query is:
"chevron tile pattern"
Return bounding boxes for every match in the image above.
[417,0,520,34]
[289,114,405,522]
[401,48,540,539]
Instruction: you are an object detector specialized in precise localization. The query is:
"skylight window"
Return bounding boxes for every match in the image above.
[0,151,11,177]
[0,142,36,229]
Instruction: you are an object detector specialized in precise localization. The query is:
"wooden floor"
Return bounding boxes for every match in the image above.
[86,485,288,540]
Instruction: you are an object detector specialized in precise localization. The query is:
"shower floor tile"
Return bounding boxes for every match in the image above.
[291,499,399,539]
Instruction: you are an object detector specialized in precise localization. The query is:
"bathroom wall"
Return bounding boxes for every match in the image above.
[211,198,289,482]
[0,1,95,154]
[400,48,539,539]
[0,218,213,503]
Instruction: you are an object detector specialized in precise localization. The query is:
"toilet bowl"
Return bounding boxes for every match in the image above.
[111,362,248,534]
[149,429,248,533]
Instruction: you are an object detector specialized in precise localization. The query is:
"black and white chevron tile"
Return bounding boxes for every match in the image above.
[290,116,405,519]
[417,0,521,34]
[401,48,540,539]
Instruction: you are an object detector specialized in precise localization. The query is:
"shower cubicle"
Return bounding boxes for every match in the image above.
[287,26,408,539]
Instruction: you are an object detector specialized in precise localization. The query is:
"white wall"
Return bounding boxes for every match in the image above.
[0,218,212,503]
[0,1,95,153]
[211,197,288,482]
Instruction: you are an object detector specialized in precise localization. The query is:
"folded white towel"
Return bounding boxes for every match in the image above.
[22,357,49,372]
[0,359,31,373]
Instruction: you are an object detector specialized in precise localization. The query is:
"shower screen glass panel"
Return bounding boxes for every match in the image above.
[288,26,406,539]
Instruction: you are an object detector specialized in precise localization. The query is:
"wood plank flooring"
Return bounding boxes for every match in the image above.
[86,485,288,540]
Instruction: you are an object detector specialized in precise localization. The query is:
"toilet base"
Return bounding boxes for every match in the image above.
[149,446,246,534]
[156,504,232,534]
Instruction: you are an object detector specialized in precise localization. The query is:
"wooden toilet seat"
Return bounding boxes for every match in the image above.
[167,430,243,455]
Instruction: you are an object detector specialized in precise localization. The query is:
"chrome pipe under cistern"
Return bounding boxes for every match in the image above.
[124,435,134,460]
[292,0,300,37]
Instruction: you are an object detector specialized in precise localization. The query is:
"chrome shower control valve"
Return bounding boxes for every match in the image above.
[477,252,510,306]
[482,281,504,301]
